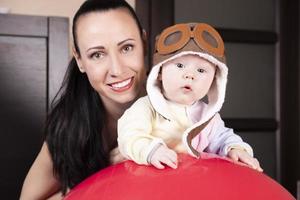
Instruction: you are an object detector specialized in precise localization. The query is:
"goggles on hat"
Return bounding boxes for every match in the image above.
[156,23,225,57]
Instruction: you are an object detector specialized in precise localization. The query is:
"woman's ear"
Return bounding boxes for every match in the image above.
[72,47,85,73]
[142,29,148,56]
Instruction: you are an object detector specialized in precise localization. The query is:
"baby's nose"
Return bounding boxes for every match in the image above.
[184,74,194,80]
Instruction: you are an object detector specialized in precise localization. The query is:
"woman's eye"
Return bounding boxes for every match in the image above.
[122,45,133,53]
[90,52,104,60]
[176,63,184,68]
[197,68,205,73]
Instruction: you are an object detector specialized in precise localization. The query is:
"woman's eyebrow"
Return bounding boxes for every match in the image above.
[117,38,135,46]
[86,45,105,52]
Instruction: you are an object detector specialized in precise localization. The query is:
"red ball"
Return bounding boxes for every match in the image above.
[64,154,295,200]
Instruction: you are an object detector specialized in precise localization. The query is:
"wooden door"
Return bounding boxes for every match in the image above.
[0,14,69,199]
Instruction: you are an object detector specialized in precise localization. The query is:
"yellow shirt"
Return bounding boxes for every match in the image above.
[118,96,195,164]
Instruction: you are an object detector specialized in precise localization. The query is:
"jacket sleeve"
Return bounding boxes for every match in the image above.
[205,113,254,157]
[117,97,164,165]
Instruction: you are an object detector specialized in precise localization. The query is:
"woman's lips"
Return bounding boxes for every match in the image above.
[108,77,134,92]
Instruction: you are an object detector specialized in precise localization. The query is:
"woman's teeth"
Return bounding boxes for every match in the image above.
[111,78,132,89]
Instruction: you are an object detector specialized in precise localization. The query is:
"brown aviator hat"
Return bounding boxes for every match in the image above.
[153,23,226,66]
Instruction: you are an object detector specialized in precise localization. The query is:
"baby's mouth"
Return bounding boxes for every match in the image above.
[182,85,192,92]
[184,86,191,90]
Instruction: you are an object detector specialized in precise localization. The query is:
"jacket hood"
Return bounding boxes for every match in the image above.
[147,51,228,126]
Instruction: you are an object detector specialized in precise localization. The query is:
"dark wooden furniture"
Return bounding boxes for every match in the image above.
[0,14,69,199]
[297,181,300,200]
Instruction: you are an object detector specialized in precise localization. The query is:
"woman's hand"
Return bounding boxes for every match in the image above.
[149,145,178,169]
[228,148,263,172]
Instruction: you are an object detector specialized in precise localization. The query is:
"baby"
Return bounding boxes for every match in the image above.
[118,23,262,171]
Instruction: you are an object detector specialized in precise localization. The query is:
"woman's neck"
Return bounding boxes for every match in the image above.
[101,85,146,144]
[105,101,132,123]
[104,86,146,122]
[101,100,133,151]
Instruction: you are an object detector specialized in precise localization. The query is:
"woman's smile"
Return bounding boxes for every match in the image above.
[108,77,134,92]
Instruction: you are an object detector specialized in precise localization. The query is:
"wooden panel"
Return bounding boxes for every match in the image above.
[150,0,174,60]
[297,181,300,200]
[48,17,69,106]
[222,43,275,118]
[239,131,276,178]
[218,28,277,44]
[174,0,275,31]
[136,0,151,69]
[0,36,47,199]
[279,0,300,195]
[136,0,174,68]
[136,1,150,34]
[224,118,277,132]
[0,14,47,37]
[0,13,69,199]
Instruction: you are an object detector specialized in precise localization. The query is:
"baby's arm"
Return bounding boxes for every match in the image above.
[118,97,159,164]
[227,148,263,171]
[206,114,262,171]
[118,97,177,168]
[147,144,177,169]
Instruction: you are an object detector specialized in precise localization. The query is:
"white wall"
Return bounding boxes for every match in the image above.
[0,0,136,54]
[0,0,135,16]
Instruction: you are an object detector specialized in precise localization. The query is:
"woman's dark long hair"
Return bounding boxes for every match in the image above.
[45,0,144,194]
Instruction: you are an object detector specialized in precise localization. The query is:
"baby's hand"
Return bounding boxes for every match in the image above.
[228,148,263,172]
[149,145,177,169]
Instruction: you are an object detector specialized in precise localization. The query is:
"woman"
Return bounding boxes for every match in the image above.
[20,0,147,199]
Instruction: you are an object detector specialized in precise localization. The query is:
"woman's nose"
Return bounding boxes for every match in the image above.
[109,54,123,77]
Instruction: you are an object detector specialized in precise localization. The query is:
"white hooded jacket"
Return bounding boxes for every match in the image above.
[117,51,253,165]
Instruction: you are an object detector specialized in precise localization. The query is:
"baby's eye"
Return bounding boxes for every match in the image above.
[197,68,205,73]
[176,63,184,68]
[121,45,133,53]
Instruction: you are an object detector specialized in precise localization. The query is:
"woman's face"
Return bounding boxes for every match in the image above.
[74,8,146,108]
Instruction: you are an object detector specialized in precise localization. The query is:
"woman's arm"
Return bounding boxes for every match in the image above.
[20,142,62,200]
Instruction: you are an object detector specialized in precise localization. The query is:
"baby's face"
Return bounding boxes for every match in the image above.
[160,54,216,105]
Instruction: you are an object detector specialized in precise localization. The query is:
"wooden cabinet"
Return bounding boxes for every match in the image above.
[0,14,69,199]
